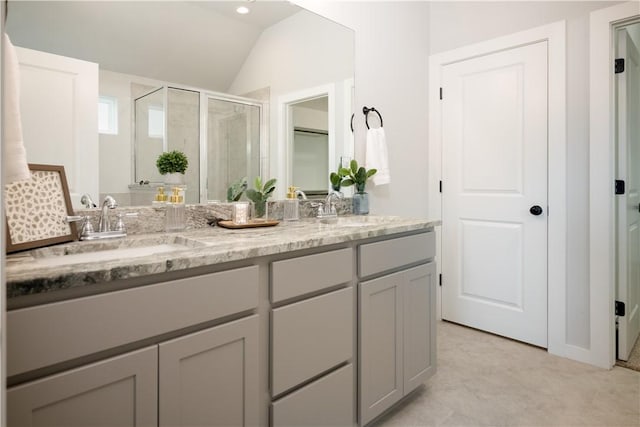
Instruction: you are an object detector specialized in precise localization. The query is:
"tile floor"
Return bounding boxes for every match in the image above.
[374,321,640,426]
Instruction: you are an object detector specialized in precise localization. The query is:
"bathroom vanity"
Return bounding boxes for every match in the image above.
[5,216,437,426]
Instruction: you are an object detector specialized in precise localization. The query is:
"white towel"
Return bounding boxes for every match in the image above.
[3,34,30,183]
[365,127,390,186]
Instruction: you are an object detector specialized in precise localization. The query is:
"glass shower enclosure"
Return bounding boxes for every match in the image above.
[134,87,263,204]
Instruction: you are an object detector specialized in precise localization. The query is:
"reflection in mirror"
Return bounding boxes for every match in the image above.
[134,88,165,185]
[7,1,354,206]
[292,97,329,195]
[207,97,261,202]
[132,87,201,204]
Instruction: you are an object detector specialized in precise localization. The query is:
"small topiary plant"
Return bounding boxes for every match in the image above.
[156,150,189,175]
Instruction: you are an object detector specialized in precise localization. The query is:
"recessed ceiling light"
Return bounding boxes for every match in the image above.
[236,6,250,14]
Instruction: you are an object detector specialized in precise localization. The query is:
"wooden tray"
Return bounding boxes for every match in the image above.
[217,220,280,229]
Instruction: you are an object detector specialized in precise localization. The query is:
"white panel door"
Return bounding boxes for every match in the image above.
[616,29,640,361]
[441,42,548,347]
[16,47,99,207]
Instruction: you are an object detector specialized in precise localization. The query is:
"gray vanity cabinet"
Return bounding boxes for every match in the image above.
[358,232,437,426]
[159,315,259,427]
[8,266,260,427]
[7,346,158,427]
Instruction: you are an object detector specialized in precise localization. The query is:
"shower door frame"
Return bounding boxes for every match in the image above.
[133,84,267,204]
[199,92,267,203]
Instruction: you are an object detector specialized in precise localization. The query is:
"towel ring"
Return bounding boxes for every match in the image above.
[363,106,383,129]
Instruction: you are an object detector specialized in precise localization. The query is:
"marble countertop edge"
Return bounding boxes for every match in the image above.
[6,217,440,297]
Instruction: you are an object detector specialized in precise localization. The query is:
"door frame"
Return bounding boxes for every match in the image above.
[276,84,336,199]
[428,21,567,358]
[590,1,640,369]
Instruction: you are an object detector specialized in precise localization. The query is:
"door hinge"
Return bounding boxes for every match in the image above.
[615,58,625,74]
[439,180,442,193]
[439,274,442,287]
[616,180,626,195]
[616,300,626,316]
[439,87,443,100]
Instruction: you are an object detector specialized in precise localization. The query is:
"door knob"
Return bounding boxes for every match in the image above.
[530,205,543,216]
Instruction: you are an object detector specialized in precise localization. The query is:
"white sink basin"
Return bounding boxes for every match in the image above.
[31,236,202,266]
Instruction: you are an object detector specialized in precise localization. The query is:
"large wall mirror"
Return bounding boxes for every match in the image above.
[6,1,354,206]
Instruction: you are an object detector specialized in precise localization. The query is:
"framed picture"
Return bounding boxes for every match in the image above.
[5,164,78,253]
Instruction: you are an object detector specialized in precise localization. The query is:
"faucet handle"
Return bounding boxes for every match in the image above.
[114,212,138,232]
[65,215,84,223]
[66,215,94,237]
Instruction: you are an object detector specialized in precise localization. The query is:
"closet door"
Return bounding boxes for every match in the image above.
[16,47,98,206]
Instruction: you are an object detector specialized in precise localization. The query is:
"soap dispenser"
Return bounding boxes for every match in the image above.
[165,187,186,231]
[283,186,299,221]
[152,186,168,205]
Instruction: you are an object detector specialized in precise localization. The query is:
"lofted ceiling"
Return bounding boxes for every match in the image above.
[6,0,302,92]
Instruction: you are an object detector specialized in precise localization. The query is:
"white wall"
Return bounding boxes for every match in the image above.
[228,9,354,195]
[293,1,431,217]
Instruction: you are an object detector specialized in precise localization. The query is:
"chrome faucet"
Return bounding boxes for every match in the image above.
[98,195,118,232]
[80,193,97,208]
[317,191,343,218]
[295,189,308,200]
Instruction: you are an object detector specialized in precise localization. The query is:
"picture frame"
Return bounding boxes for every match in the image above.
[5,164,78,253]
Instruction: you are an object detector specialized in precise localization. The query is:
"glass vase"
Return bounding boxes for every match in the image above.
[251,200,269,222]
[353,191,369,215]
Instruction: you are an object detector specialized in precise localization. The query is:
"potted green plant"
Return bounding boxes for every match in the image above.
[156,150,188,184]
[340,159,377,215]
[246,176,276,220]
[330,171,345,193]
[227,176,248,202]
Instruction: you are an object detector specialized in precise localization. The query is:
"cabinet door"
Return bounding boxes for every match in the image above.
[8,346,158,427]
[403,262,437,394]
[159,315,259,427]
[359,271,404,426]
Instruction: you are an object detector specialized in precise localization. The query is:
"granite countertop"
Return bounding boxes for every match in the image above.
[6,216,439,299]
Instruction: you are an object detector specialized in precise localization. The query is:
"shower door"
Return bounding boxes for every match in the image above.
[134,87,165,185]
[167,88,200,204]
[134,87,200,204]
[205,96,262,202]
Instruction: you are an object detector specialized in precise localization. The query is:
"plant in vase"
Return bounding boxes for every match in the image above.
[156,150,188,184]
[246,176,276,220]
[227,176,248,202]
[330,170,346,193]
[340,159,377,215]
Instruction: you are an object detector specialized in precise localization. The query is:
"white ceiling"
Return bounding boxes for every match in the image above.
[6,1,302,92]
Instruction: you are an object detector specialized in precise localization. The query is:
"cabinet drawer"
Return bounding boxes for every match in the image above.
[8,266,259,377]
[271,248,352,303]
[359,232,434,278]
[272,287,353,396]
[272,364,354,427]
